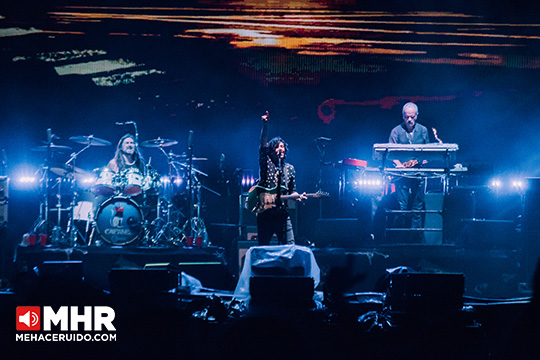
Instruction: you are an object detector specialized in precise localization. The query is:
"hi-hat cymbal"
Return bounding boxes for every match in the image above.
[169,153,207,161]
[32,144,72,152]
[141,138,178,148]
[69,135,111,146]
[177,157,208,162]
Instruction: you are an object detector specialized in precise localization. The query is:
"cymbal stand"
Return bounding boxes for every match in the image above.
[150,147,184,246]
[182,173,207,245]
[31,129,58,239]
[180,168,220,246]
[64,146,90,247]
[48,176,72,246]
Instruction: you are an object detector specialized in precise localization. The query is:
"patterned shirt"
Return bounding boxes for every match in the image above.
[258,145,296,194]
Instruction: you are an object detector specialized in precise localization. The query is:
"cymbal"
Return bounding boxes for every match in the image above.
[69,135,111,146]
[169,153,207,161]
[50,165,89,178]
[32,144,72,152]
[141,138,178,148]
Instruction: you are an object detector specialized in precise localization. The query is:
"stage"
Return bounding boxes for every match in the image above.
[1,235,538,359]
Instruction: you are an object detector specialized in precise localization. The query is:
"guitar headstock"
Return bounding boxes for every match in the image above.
[315,190,330,198]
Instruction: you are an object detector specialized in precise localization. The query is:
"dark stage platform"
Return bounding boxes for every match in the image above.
[1,238,538,359]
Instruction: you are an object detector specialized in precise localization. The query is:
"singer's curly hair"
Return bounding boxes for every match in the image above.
[268,136,288,158]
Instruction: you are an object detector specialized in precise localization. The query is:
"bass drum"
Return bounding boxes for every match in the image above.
[95,196,143,245]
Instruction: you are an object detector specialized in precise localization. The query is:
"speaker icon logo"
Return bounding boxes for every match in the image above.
[16,307,41,331]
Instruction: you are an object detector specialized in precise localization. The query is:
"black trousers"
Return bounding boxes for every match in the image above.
[394,177,425,230]
[256,208,295,246]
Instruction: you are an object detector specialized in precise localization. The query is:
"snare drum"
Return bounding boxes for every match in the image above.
[121,168,144,196]
[93,169,116,197]
[95,196,143,245]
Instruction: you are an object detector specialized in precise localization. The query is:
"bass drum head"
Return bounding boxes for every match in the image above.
[95,196,143,245]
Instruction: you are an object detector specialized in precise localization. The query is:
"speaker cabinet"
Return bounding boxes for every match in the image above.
[109,268,179,294]
[314,218,365,248]
[387,272,464,313]
[249,276,314,308]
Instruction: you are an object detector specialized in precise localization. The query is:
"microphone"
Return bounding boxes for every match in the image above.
[1,149,7,167]
[219,153,225,172]
[315,137,332,142]
[188,130,194,148]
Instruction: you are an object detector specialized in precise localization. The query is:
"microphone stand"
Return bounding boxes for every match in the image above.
[186,131,194,239]
[315,138,330,218]
[276,155,284,210]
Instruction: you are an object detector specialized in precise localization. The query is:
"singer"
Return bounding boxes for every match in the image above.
[254,112,306,246]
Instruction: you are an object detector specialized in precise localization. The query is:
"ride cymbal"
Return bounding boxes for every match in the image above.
[141,138,178,148]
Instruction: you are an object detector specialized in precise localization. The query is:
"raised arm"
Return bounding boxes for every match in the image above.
[260,111,269,148]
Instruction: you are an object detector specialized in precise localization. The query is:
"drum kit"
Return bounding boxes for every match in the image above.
[30,129,214,248]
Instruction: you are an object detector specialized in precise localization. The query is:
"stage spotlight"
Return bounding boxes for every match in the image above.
[490,178,502,189]
[12,166,40,190]
[173,177,183,186]
[240,169,255,192]
[18,176,37,184]
[511,178,527,192]
[350,172,383,194]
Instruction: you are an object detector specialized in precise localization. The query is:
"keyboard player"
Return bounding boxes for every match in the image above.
[388,102,429,241]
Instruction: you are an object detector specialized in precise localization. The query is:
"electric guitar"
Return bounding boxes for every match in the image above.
[247,185,329,214]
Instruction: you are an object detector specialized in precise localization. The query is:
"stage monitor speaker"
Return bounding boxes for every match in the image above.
[109,268,179,294]
[424,192,443,245]
[458,219,517,249]
[249,276,314,308]
[387,272,464,313]
[314,218,364,248]
[176,261,234,290]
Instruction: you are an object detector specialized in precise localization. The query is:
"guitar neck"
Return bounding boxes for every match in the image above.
[281,193,318,201]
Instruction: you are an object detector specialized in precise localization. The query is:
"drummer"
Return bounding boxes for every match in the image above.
[107,133,146,175]
[93,133,147,211]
